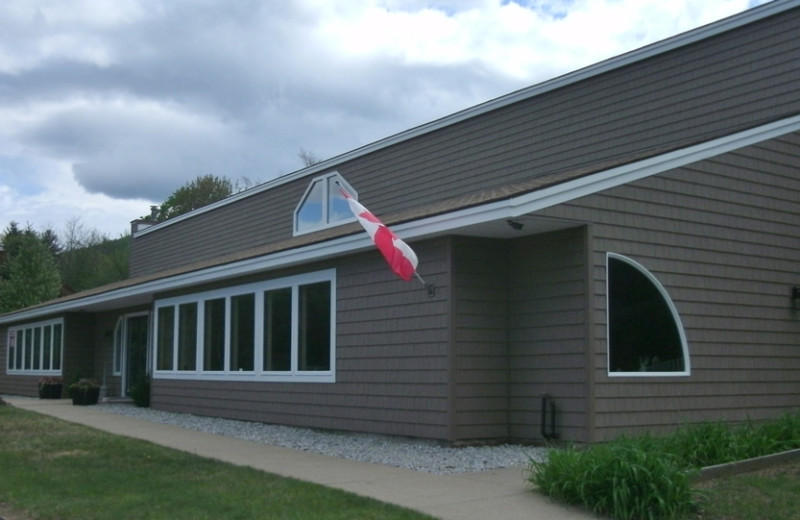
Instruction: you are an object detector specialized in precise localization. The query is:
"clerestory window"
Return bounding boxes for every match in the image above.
[606,253,690,376]
[294,172,356,235]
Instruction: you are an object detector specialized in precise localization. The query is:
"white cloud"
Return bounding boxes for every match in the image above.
[1,156,148,237]
[309,0,758,79]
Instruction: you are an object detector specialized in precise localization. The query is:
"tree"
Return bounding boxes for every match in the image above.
[2,222,30,276]
[1,222,42,281]
[298,148,321,167]
[157,174,233,221]
[40,228,62,257]
[59,217,129,292]
[0,233,62,313]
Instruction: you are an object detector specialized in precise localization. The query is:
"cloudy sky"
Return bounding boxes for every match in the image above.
[0,0,770,238]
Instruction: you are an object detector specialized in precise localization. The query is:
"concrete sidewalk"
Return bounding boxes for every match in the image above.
[5,397,596,520]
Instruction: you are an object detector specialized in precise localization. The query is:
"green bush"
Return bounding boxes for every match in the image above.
[529,411,800,520]
[130,377,151,408]
[530,442,695,520]
[662,412,800,469]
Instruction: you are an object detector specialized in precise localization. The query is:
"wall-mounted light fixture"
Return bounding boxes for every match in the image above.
[792,286,800,301]
[506,219,523,231]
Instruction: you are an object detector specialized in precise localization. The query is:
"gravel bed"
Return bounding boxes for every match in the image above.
[97,403,548,474]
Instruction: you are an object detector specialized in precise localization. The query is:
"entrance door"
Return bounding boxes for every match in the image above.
[124,314,150,397]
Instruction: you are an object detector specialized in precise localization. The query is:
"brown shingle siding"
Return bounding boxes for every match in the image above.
[551,133,800,440]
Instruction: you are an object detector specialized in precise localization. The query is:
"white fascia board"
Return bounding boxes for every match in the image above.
[4,114,800,326]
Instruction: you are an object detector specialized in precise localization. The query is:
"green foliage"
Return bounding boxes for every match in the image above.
[0,219,129,312]
[0,407,434,520]
[0,232,62,313]
[59,234,129,292]
[661,413,800,469]
[157,174,233,221]
[529,411,800,520]
[0,222,32,274]
[530,443,695,520]
[130,376,151,408]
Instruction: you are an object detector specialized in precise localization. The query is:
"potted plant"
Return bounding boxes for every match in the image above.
[38,376,64,399]
[69,378,101,406]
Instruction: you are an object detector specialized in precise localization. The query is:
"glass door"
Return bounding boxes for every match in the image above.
[124,314,150,397]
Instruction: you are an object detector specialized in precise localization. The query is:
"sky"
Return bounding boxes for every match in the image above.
[0,0,771,239]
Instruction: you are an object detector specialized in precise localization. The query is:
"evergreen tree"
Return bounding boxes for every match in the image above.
[0,234,62,313]
[1,222,33,280]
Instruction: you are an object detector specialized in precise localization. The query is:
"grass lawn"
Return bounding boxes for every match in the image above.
[0,405,436,520]
[692,458,800,520]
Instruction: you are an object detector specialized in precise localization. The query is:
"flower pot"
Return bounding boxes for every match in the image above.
[71,388,100,406]
[39,384,63,399]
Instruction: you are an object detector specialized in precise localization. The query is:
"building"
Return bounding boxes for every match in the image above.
[2,0,799,443]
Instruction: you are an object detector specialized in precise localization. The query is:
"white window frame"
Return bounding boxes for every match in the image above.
[6,318,64,376]
[293,171,357,235]
[153,269,336,383]
[606,253,691,377]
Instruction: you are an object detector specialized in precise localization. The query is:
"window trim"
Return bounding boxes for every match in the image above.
[606,253,690,377]
[293,171,357,236]
[152,269,336,383]
[6,318,64,376]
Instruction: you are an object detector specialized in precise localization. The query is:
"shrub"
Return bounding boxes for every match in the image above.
[130,377,151,408]
[660,421,739,468]
[662,412,800,469]
[529,411,800,520]
[530,442,696,520]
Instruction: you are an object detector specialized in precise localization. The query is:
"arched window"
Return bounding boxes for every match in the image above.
[294,172,356,235]
[606,253,690,376]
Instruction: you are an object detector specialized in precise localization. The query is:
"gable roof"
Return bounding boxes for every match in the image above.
[2,1,800,325]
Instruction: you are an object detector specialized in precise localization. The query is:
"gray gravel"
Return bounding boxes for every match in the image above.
[97,403,548,474]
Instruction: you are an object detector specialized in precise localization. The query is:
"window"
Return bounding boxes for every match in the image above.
[6,319,64,375]
[154,269,336,382]
[204,298,225,371]
[178,303,198,371]
[299,282,331,371]
[230,293,255,372]
[607,254,690,376]
[263,287,292,371]
[294,172,356,234]
[157,307,175,371]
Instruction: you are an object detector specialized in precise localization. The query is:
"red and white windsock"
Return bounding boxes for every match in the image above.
[339,186,419,282]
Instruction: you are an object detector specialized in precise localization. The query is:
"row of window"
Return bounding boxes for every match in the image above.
[6,319,63,374]
[153,270,336,382]
[4,256,689,379]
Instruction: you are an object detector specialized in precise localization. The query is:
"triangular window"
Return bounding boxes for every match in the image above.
[294,172,356,235]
